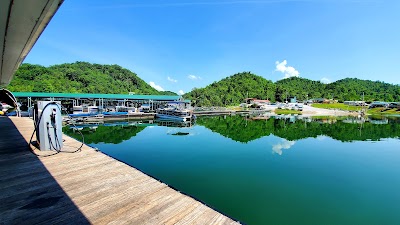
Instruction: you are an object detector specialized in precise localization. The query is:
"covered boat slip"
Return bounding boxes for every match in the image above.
[0,116,239,224]
[13,92,190,114]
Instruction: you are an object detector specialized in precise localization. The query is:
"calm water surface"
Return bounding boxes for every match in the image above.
[65,116,400,225]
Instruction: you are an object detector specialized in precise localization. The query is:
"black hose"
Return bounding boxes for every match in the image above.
[28,102,84,157]
[28,102,60,157]
[54,127,61,151]
[47,125,57,151]
[61,108,84,153]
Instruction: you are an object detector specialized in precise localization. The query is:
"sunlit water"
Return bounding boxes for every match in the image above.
[64,115,400,225]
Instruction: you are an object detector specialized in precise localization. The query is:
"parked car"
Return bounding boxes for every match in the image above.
[296,103,304,111]
[277,103,287,109]
[388,102,400,109]
[369,102,389,108]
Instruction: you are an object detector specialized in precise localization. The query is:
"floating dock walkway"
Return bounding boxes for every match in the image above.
[0,117,239,224]
[193,110,235,116]
[193,109,271,116]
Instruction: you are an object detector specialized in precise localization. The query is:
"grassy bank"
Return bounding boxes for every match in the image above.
[368,107,400,115]
[275,109,303,115]
[312,103,400,115]
[227,106,243,111]
[312,103,363,111]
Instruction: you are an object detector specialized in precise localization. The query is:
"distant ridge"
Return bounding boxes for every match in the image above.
[183,73,400,106]
[8,62,399,106]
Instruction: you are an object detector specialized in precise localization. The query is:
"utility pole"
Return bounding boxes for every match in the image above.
[286,91,288,103]
[362,92,365,115]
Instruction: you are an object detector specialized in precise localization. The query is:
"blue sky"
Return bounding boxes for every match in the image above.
[25,0,400,94]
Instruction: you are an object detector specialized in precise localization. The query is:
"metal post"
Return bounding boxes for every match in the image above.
[286,91,288,103]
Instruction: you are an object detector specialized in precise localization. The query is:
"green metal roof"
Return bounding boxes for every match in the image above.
[12,92,183,101]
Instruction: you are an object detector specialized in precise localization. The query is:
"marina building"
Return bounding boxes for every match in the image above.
[13,92,188,113]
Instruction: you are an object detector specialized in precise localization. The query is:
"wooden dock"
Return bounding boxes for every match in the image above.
[193,109,272,116]
[0,116,240,224]
[193,111,235,116]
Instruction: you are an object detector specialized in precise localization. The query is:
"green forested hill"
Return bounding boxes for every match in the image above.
[274,77,326,102]
[7,62,177,95]
[274,77,400,102]
[8,62,399,105]
[184,72,276,106]
[184,75,400,106]
[326,78,399,102]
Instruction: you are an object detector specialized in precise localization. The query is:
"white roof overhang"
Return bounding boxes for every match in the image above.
[0,0,64,87]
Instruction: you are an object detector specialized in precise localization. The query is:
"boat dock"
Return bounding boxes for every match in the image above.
[0,116,239,224]
[102,112,156,121]
[194,110,236,116]
[194,109,271,116]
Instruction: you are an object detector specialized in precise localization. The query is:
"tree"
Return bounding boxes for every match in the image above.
[7,62,178,96]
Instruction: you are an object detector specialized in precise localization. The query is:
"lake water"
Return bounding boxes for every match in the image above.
[64,115,400,225]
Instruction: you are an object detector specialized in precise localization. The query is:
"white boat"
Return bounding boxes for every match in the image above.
[138,104,151,113]
[83,114,104,121]
[72,105,84,114]
[1,102,13,113]
[88,106,100,114]
[0,89,18,115]
[156,102,193,122]
[116,106,137,113]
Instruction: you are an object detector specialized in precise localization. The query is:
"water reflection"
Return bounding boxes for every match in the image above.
[63,115,400,145]
[196,115,400,143]
[63,120,150,144]
[155,119,194,128]
[272,139,296,155]
[76,115,400,225]
[63,119,194,144]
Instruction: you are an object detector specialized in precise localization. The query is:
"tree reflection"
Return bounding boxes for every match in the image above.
[63,122,146,144]
[196,115,400,143]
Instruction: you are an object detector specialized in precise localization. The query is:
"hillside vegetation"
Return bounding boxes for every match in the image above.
[196,115,400,143]
[326,78,399,102]
[8,62,399,106]
[7,62,177,95]
[184,75,400,106]
[186,72,276,106]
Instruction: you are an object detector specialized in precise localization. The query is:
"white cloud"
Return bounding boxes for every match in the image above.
[272,140,296,155]
[316,135,327,141]
[178,90,185,95]
[148,81,165,91]
[275,60,300,79]
[167,76,177,83]
[320,77,331,84]
[188,74,202,80]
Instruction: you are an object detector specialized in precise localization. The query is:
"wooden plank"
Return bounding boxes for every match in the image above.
[0,180,67,211]
[175,204,210,225]
[43,180,162,224]
[0,117,241,224]
[119,189,184,225]
[0,169,64,197]
[92,186,176,224]
[143,194,196,225]
[81,182,169,222]
[67,173,156,207]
